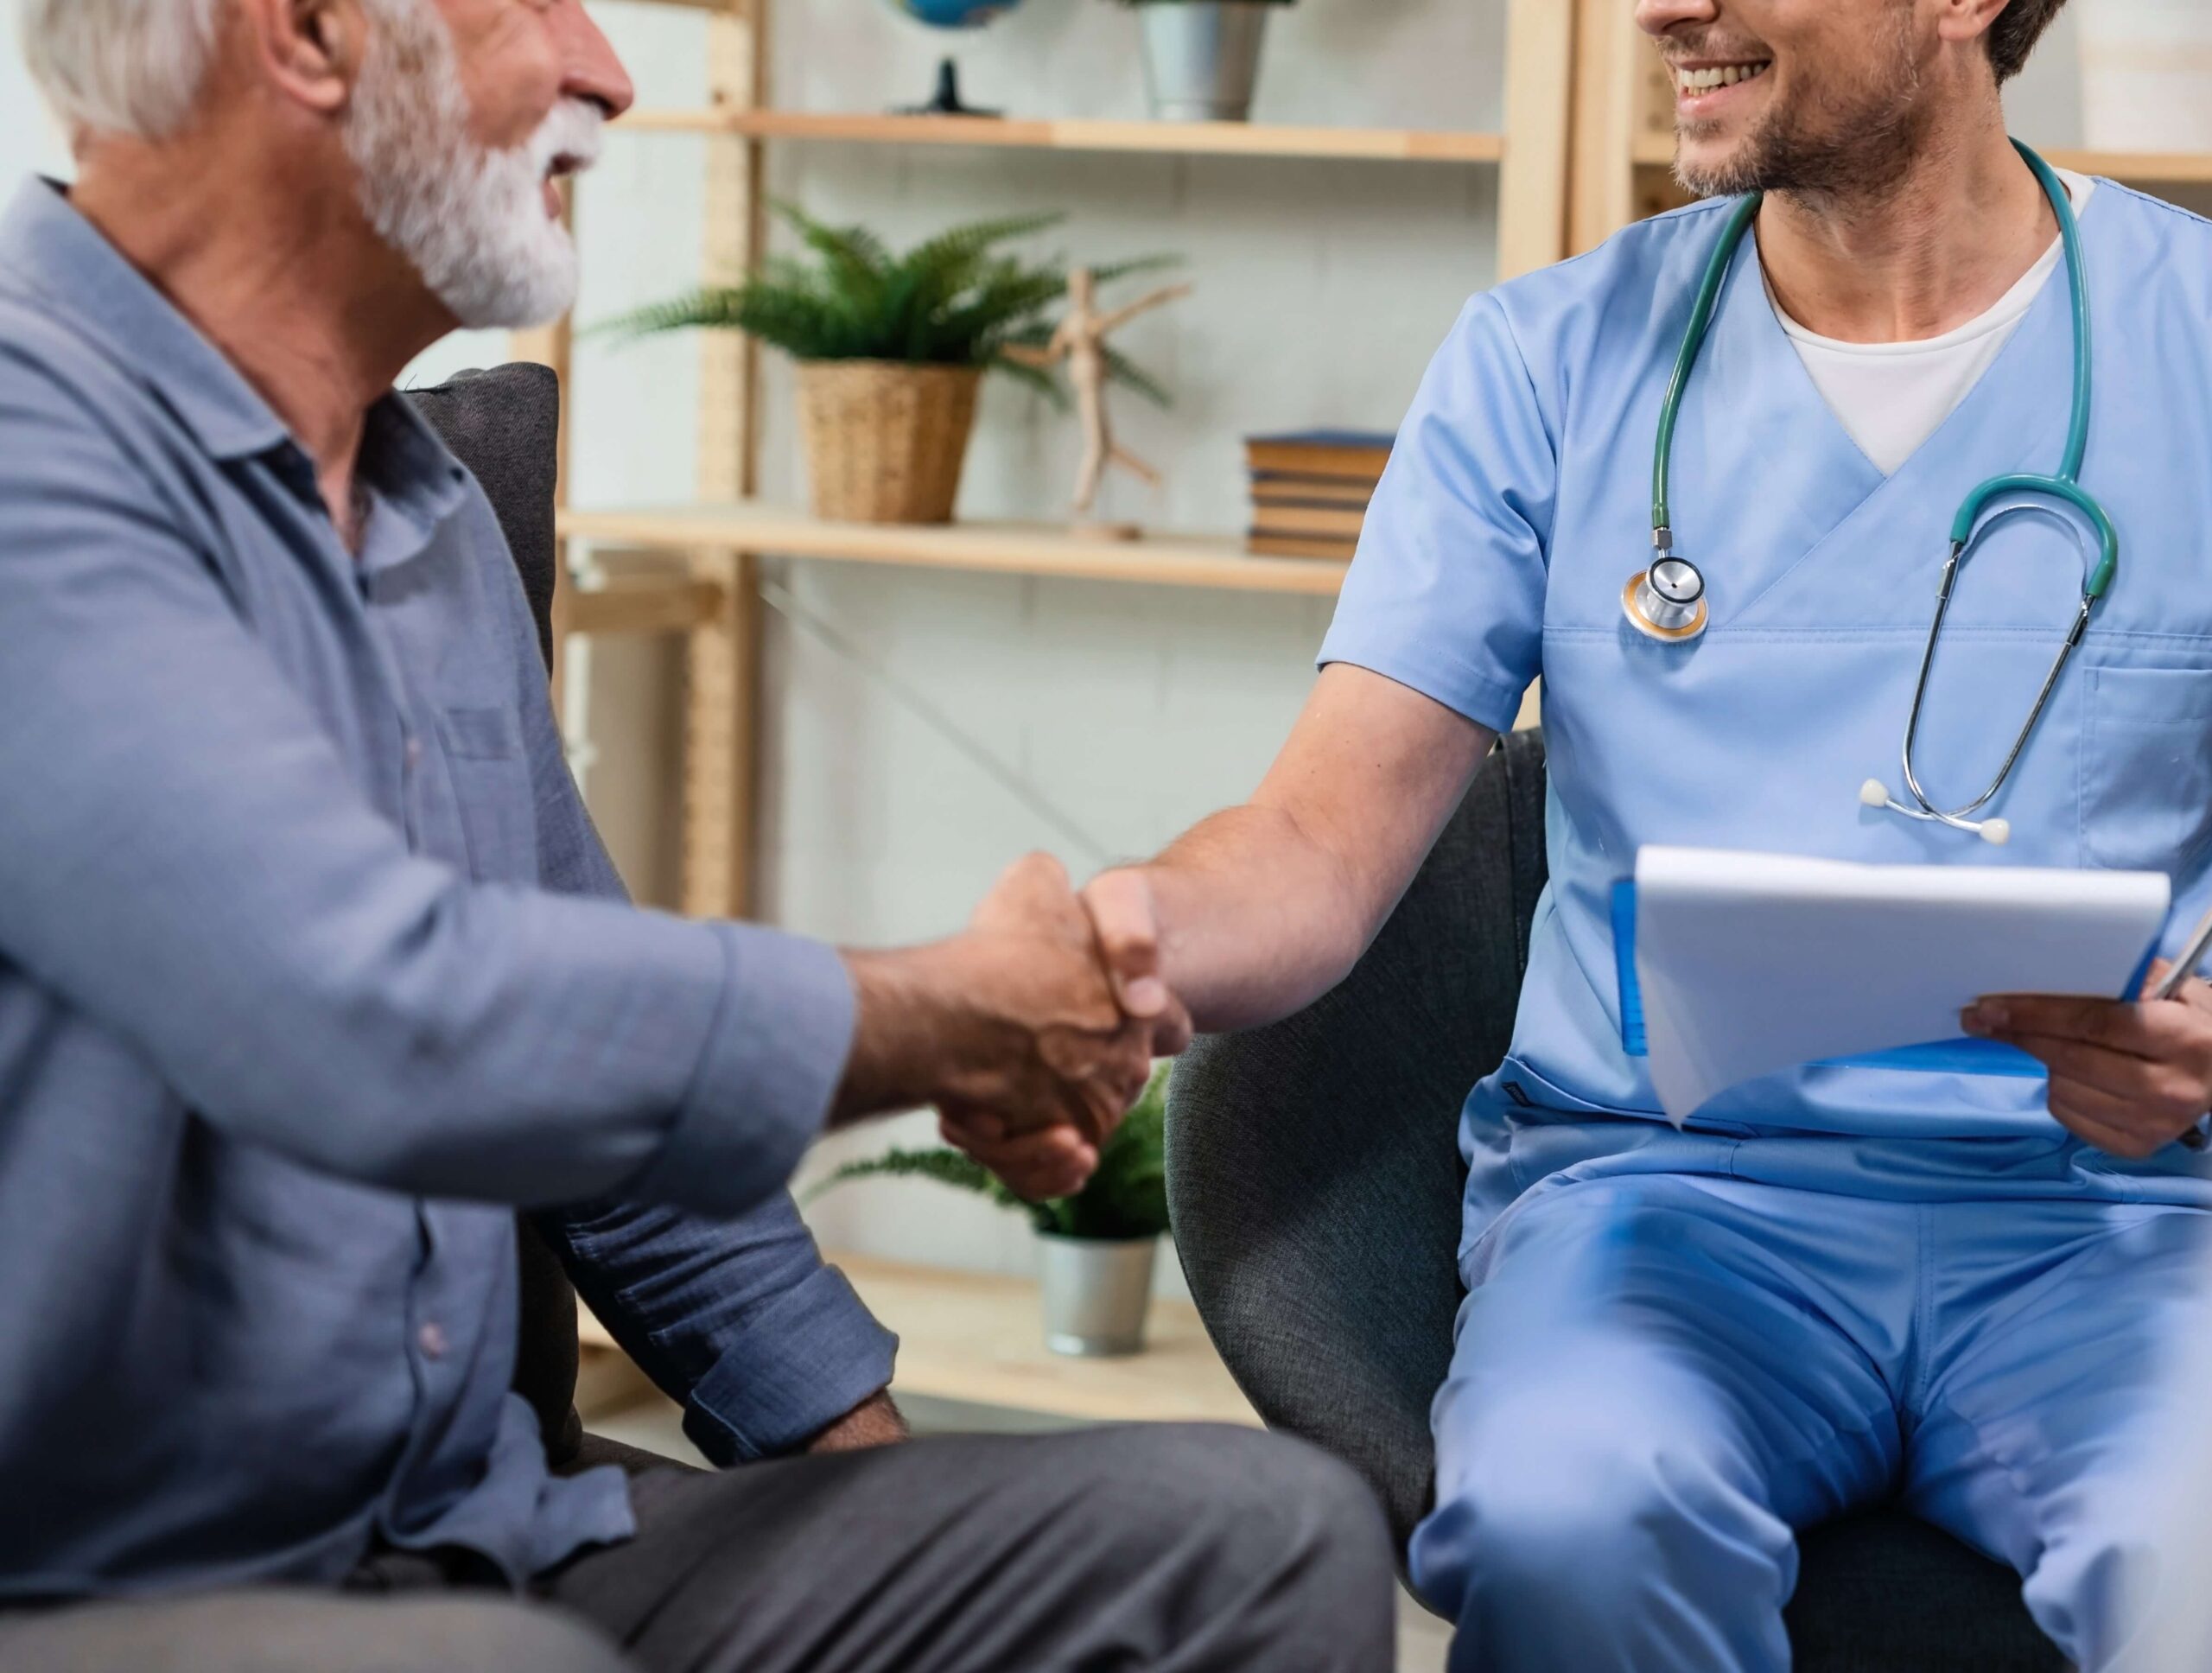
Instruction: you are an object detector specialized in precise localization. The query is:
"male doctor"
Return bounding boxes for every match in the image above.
[965,0,2212,1666]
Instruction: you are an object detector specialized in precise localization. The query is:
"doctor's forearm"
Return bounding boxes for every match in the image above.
[1087,665,1497,1034]
[1108,804,1382,1035]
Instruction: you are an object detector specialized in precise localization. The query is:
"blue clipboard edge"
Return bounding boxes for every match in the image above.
[1608,877,2162,1080]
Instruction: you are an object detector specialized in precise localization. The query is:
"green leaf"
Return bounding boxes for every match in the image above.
[989,354,1071,410]
[802,1148,1027,1212]
[1087,253,1187,288]
[597,205,1183,402]
[1102,345,1174,408]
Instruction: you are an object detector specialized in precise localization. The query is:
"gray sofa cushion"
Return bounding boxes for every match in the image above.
[1166,728,2063,1670]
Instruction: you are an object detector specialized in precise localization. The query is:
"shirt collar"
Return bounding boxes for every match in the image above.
[0,177,471,546]
[356,395,473,574]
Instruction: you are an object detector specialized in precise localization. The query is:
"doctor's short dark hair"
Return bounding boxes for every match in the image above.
[1987,0,2068,84]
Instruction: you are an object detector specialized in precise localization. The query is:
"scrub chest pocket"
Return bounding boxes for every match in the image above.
[2081,665,2212,874]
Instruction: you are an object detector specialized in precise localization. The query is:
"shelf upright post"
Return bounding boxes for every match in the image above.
[1497,0,1577,279]
[681,0,771,921]
[1567,0,1645,256]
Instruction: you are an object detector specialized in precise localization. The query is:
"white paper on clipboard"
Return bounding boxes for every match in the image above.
[1633,846,2171,1123]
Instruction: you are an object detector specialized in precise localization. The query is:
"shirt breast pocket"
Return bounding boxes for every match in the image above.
[2081,665,2212,874]
[436,704,538,885]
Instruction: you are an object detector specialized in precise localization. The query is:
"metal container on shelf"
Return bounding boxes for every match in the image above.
[2078,0,2212,152]
[1138,3,1274,124]
[1038,1233,1159,1357]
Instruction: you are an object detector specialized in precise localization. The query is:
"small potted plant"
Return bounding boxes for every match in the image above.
[812,1066,1173,1357]
[599,206,1171,525]
[1122,0,1295,123]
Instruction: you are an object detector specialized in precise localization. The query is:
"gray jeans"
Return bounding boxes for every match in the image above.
[0,1424,1395,1672]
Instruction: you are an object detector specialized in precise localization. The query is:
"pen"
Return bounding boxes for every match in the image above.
[2149,902,2212,1151]
[2152,900,2212,1002]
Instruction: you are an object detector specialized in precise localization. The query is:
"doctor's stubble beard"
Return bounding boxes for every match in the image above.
[1673,0,1936,211]
[342,0,601,329]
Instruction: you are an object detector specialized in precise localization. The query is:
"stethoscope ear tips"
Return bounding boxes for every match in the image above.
[1858,779,2011,843]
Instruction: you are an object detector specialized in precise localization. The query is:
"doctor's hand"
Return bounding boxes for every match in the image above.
[1962,961,2212,1159]
[936,866,1192,1201]
[837,854,1190,1197]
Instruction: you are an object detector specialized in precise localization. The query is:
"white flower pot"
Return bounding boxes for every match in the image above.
[1138,3,1274,124]
[2078,0,2212,152]
[1037,1233,1158,1357]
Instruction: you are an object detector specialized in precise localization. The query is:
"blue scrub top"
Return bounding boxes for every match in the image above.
[1321,183,2212,1160]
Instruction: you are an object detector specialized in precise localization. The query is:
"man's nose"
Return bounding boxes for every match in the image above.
[556,0,635,120]
[1636,0,1721,38]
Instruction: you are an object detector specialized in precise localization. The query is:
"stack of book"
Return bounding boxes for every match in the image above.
[1244,430,1395,561]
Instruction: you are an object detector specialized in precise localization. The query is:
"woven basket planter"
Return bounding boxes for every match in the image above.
[796,360,983,525]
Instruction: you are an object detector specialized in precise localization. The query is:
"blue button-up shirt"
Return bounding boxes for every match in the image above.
[0,181,895,1599]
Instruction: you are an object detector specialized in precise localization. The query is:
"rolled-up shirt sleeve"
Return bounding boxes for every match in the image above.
[0,372,852,1218]
[543,1193,898,1462]
[514,541,893,1456]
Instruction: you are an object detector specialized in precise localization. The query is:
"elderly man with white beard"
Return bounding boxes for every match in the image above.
[0,3,1395,1670]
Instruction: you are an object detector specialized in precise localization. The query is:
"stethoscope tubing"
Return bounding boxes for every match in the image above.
[1640,142,2117,838]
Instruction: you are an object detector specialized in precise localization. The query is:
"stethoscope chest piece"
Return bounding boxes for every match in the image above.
[1624,555,1710,643]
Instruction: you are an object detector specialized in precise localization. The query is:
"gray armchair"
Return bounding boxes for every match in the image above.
[1165,728,2064,1672]
[408,363,674,1480]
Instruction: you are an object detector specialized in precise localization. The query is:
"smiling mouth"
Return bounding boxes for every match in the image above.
[542,156,583,217]
[1673,60,1774,95]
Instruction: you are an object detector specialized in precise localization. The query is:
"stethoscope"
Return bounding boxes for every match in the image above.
[1624,141,2119,846]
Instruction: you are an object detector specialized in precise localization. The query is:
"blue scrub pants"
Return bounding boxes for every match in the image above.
[1408,1129,2212,1672]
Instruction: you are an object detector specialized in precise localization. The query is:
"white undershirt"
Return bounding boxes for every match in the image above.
[1767,169,2095,476]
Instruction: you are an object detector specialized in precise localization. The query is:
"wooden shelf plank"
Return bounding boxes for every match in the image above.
[1631,131,2212,185]
[558,504,1351,597]
[564,576,724,638]
[836,1254,1261,1428]
[2042,148,2212,186]
[617,106,1505,164]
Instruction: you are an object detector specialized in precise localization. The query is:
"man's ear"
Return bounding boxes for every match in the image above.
[234,0,369,118]
[1934,0,2016,58]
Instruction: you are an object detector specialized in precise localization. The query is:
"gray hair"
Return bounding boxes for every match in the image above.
[19,0,225,141]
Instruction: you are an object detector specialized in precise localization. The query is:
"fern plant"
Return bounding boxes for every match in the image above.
[809,1064,1172,1240]
[594,204,1180,410]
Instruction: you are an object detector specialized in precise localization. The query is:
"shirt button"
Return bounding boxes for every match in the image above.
[417,1321,448,1360]
[404,737,423,772]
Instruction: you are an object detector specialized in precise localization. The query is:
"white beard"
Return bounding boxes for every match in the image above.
[343,0,601,328]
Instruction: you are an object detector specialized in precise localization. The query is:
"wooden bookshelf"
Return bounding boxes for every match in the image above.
[513,0,1576,917]
[619,107,1507,165]
[557,505,1351,598]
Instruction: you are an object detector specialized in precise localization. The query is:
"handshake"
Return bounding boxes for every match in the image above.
[837,854,1184,1201]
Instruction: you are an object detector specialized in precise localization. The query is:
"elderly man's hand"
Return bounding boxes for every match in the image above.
[936,859,1191,1201]
[1962,961,2212,1158]
[840,854,1190,1197]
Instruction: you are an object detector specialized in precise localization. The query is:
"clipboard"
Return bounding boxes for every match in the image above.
[1608,878,2125,1079]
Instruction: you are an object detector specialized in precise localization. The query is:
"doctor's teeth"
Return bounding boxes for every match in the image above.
[1677,62,1771,92]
